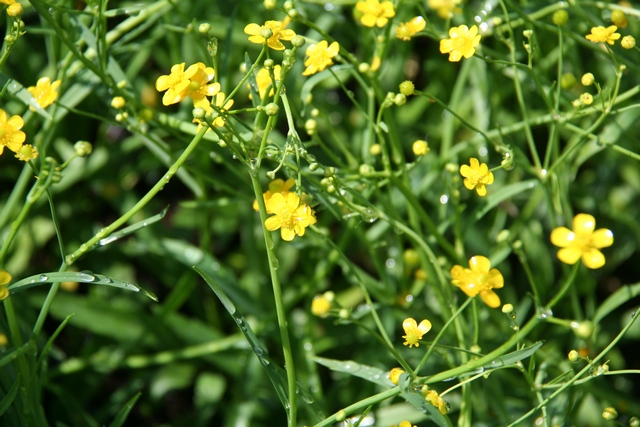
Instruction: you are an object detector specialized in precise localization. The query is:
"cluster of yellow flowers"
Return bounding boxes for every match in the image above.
[585,25,635,49]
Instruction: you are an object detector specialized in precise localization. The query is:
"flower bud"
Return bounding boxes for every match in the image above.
[394,93,406,106]
[370,144,381,155]
[304,119,317,135]
[522,29,533,38]
[580,93,593,106]
[572,320,594,339]
[388,367,405,385]
[568,350,580,362]
[403,249,420,267]
[560,73,576,89]
[502,304,514,314]
[621,35,635,49]
[610,10,627,28]
[198,23,211,34]
[309,162,320,171]
[358,62,369,73]
[496,229,511,243]
[260,27,274,40]
[74,141,93,157]
[291,35,305,48]
[412,140,429,156]
[399,80,415,96]
[359,164,374,175]
[336,410,346,422]
[7,3,23,17]
[111,96,126,109]
[264,0,277,9]
[552,9,568,26]
[264,103,279,116]
[602,407,617,421]
[581,73,595,86]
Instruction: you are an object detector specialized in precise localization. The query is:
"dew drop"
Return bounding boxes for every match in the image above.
[39,275,49,282]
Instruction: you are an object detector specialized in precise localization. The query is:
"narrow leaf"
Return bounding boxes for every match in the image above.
[97,205,170,247]
[108,392,142,427]
[0,375,20,417]
[473,180,538,220]
[594,283,640,325]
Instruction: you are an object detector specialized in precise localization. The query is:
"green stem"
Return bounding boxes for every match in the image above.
[249,173,297,427]
[545,262,580,310]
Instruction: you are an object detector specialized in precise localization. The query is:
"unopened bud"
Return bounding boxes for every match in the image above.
[264,103,279,116]
[74,141,93,157]
[602,407,617,421]
[198,23,211,34]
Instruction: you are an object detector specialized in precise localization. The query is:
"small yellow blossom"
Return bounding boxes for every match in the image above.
[14,144,38,162]
[302,41,340,76]
[254,178,296,211]
[391,421,416,427]
[425,389,448,414]
[621,35,635,49]
[0,109,26,155]
[0,333,7,346]
[581,73,595,86]
[450,256,504,308]
[428,0,461,19]
[440,25,481,62]
[311,291,334,317]
[550,213,613,269]
[255,65,282,99]
[402,317,431,347]
[355,0,395,28]
[388,367,405,385]
[155,62,219,107]
[580,93,593,106]
[0,269,11,301]
[111,96,126,109]
[244,19,296,51]
[459,158,494,196]
[396,16,426,41]
[585,25,620,45]
[265,192,317,241]
[27,77,61,111]
[610,10,627,28]
[412,140,429,156]
[187,63,221,111]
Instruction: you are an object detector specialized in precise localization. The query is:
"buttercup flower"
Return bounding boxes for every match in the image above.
[388,367,405,385]
[311,291,334,317]
[14,144,38,162]
[255,65,282,99]
[402,317,431,347]
[0,269,11,301]
[440,25,481,62]
[460,158,494,196]
[244,19,296,50]
[396,16,426,41]
[265,192,317,241]
[27,77,61,111]
[391,421,416,427]
[428,0,461,19]
[585,26,620,45]
[0,109,26,155]
[355,0,395,28]
[550,213,613,269]
[302,41,340,76]
[254,178,296,211]
[425,389,448,414]
[450,256,504,308]
[187,63,221,110]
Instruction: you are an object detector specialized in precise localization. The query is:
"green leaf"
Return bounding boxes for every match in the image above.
[594,283,640,325]
[8,271,158,302]
[473,180,538,221]
[0,341,37,368]
[108,392,142,427]
[96,205,169,247]
[481,341,545,370]
[0,374,20,417]
[300,64,352,107]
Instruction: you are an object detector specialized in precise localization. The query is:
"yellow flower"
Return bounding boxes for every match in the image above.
[355,0,395,28]
[396,16,426,41]
[265,192,317,241]
[425,389,448,414]
[0,0,16,5]
[585,26,620,45]
[391,421,416,427]
[254,65,282,99]
[450,256,504,308]
[253,178,296,211]
[428,0,461,19]
[0,269,11,301]
[440,25,481,62]
[244,19,296,51]
[188,63,221,110]
[402,317,431,347]
[0,109,26,155]
[14,144,38,162]
[302,41,340,76]
[412,140,429,156]
[459,157,494,196]
[311,291,334,317]
[27,77,61,111]
[388,367,405,385]
[211,92,234,127]
[550,213,613,269]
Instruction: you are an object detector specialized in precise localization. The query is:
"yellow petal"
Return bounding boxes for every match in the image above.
[469,256,491,273]
[0,270,11,286]
[480,289,501,308]
[281,227,296,241]
[591,228,614,248]
[265,216,282,231]
[487,268,504,289]
[475,184,487,196]
[417,319,432,334]
[582,248,605,269]
[557,247,582,265]
[550,227,573,247]
[439,39,453,54]
[402,317,417,333]
[244,23,261,36]
[459,164,472,178]
[573,213,595,235]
